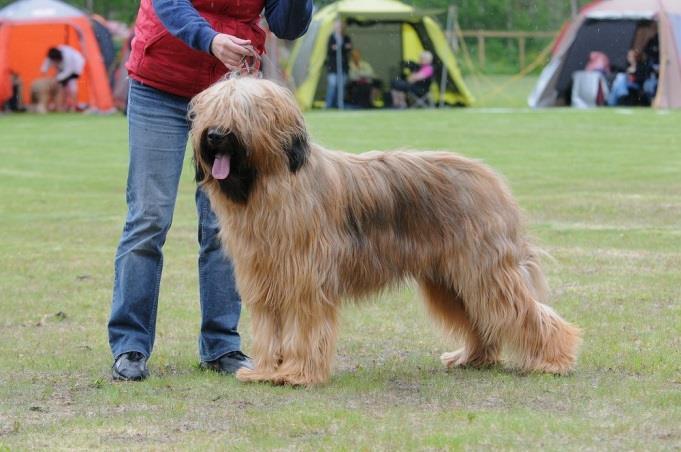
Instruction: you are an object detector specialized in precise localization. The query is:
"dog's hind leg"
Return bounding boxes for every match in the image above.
[420,279,500,369]
[461,251,581,375]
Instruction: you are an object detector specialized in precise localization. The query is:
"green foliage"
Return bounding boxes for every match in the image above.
[0,0,589,31]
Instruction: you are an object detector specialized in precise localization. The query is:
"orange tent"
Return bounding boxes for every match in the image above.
[0,0,114,111]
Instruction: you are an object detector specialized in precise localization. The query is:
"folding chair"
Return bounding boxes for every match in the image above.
[407,79,434,108]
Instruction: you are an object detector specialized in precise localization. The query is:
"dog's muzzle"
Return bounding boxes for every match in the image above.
[203,128,232,180]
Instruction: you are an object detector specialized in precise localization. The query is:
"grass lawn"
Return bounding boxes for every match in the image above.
[1,83,680,449]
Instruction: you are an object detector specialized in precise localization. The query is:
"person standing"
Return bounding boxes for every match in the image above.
[40,45,85,111]
[324,20,352,109]
[108,0,312,381]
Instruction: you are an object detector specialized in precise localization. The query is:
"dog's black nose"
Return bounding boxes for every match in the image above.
[206,128,225,146]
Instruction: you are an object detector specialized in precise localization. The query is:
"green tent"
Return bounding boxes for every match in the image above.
[286,0,474,109]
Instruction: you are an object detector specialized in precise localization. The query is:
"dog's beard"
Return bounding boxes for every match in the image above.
[198,129,257,204]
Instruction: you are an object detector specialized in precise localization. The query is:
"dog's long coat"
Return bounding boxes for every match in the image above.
[190,78,581,386]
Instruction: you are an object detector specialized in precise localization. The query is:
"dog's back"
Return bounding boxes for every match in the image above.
[309,148,525,298]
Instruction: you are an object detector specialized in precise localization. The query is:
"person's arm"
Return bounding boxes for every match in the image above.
[152,0,253,69]
[40,58,51,74]
[152,0,217,53]
[344,36,352,51]
[408,64,433,83]
[264,0,313,40]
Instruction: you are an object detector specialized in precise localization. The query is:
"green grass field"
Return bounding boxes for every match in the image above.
[1,83,680,449]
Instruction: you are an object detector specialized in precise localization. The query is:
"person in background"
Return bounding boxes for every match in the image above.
[2,71,25,112]
[40,45,85,111]
[607,49,649,106]
[347,49,381,108]
[348,48,374,82]
[390,50,434,109]
[108,0,313,382]
[325,20,352,109]
[585,51,610,77]
[642,35,659,102]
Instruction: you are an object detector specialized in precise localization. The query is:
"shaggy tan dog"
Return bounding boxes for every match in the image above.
[189,78,581,386]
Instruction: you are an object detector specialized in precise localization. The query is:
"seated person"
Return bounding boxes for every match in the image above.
[3,71,25,112]
[390,50,434,108]
[570,51,611,107]
[585,51,610,76]
[642,35,659,102]
[347,49,382,108]
[607,49,652,106]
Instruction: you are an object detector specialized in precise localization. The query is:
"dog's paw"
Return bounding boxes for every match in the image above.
[440,348,469,368]
[529,359,576,376]
[235,367,263,383]
[235,368,313,386]
[441,348,498,369]
[269,373,316,387]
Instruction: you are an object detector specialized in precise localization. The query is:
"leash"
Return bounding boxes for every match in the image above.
[225,44,264,79]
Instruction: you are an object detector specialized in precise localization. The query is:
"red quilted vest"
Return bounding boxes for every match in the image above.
[126,0,266,99]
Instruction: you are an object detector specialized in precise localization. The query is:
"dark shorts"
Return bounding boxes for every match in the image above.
[59,73,80,87]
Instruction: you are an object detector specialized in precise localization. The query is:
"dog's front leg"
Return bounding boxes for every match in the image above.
[236,303,283,384]
[239,295,339,387]
[275,299,339,386]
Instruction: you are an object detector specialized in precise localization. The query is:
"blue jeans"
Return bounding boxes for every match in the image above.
[607,73,631,106]
[108,80,242,362]
[325,72,346,108]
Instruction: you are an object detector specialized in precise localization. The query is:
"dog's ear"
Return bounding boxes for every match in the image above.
[193,156,206,182]
[285,134,310,173]
[194,129,211,183]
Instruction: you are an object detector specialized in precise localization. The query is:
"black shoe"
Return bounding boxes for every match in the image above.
[112,352,149,381]
[200,351,254,374]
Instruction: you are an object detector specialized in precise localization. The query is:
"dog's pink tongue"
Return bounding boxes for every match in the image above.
[212,154,230,180]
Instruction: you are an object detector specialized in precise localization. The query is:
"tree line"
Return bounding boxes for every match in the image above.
[0,0,591,31]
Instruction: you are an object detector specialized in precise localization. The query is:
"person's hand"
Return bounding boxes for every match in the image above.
[211,33,255,70]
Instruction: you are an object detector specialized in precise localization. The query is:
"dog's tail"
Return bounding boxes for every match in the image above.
[509,246,582,374]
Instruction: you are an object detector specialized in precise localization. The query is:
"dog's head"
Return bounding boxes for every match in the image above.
[189,78,310,204]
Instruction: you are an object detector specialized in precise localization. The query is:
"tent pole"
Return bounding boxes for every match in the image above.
[439,5,456,107]
[335,22,344,110]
